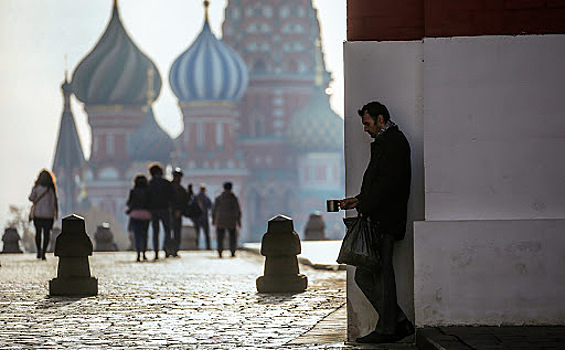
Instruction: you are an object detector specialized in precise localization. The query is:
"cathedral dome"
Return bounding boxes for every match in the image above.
[286,87,344,153]
[169,4,248,103]
[71,2,162,106]
[127,108,173,162]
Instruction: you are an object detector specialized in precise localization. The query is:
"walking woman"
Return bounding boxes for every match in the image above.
[126,174,152,262]
[28,169,58,260]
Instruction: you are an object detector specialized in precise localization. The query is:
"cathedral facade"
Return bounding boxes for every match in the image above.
[52,0,344,245]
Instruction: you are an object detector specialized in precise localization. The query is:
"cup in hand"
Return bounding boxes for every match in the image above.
[326,199,340,212]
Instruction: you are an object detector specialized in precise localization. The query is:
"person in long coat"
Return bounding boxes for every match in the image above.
[28,169,59,260]
[211,182,241,258]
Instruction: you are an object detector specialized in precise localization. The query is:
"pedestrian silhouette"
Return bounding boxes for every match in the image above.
[170,168,189,257]
[28,169,59,260]
[126,174,151,262]
[194,183,212,250]
[212,182,241,258]
[147,163,173,260]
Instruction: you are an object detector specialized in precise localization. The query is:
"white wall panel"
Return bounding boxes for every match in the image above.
[423,35,565,221]
[415,220,565,326]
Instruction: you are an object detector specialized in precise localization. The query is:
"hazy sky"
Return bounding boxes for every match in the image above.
[0,0,346,226]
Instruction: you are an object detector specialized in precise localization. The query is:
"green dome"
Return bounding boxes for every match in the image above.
[286,87,343,152]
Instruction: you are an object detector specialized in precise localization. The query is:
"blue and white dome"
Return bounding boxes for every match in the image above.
[169,6,248,103]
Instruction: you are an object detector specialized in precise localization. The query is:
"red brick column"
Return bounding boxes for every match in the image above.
[347,0,565,41]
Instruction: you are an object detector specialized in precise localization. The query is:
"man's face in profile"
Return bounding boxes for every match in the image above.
[362,112,381,138]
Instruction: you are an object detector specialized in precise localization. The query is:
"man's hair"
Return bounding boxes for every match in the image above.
[149,162,163,177]
[357,101,390,123]
[223,181,233,191]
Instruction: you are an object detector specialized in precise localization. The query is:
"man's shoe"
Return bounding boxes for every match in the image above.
[355,331,396,344]
[393,319,415,342]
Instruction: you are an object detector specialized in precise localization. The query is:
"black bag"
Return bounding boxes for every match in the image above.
[183,198,203,219]
[337,215,381,269]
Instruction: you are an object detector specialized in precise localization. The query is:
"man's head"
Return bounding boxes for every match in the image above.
[149,162,163,177]
[358,101,390,138]
[199,183,206,193]
[223,181,233,191]
[172,168,183,183]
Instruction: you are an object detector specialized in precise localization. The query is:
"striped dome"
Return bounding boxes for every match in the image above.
[169,16,248,103]
[287,87,344,153]
[71,3,162,106]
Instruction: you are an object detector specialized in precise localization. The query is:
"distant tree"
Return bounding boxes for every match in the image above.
[5,205,35,253]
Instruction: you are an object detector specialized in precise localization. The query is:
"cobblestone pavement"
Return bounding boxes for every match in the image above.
[0,250,358,349]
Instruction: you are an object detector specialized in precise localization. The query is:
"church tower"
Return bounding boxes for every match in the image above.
[52,73,87,217]
[221,0,334,239]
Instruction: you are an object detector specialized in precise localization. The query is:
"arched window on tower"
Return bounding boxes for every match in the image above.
[252,115,265,137]
[197,123,204,150]
[253,60,267,73]
[283,189,292,215]
[249,189,260,222]
[265,188,278,220]
[216,123,224,151]
[288,60,298,73]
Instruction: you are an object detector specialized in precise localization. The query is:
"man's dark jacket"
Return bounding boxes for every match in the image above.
[356,125,411,240]
[148,176,173,211]
[171,182,189,212]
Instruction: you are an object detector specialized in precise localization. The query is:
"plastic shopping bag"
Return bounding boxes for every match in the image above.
[336,216,380,269]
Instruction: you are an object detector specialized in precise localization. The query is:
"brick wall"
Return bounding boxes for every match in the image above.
[347,0,565,41]
[347,0,424,41]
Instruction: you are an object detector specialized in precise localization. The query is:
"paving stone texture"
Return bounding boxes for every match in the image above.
[0,251,363,349]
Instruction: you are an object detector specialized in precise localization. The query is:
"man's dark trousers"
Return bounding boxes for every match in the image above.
[171,213,182,255]
[195,218,211,250]
[216,227,237,257]
[151,209,172,255]
[354,231,407,335]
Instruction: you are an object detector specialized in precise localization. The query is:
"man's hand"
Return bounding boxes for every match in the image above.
[339,197,359,210]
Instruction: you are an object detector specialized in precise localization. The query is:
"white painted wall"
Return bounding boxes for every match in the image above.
[344,35,565,332]
[415,35,565,326]
[423,35,565,221]
[343,41,425,339]
[415,220,565,326]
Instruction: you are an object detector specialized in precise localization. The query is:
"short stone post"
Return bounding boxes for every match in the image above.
[256,215,308,293]
[49,214,98,296]
[303,212,326,241]
[94,222,117,251]
[1,227,23,253]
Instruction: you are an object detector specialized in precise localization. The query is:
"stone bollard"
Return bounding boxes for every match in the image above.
[49,214,98,296]
[256,215,308,293]
[1,227,23,254]
[303,211,326,241]
[94,222,117,251]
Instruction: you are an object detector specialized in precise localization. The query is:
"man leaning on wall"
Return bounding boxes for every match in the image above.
[340,101,414,344]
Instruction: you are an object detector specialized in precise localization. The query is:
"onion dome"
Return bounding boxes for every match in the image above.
[127,108,173,162]
[71,1,161,106]
[286,87,344,153]
[169,1,248,103]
